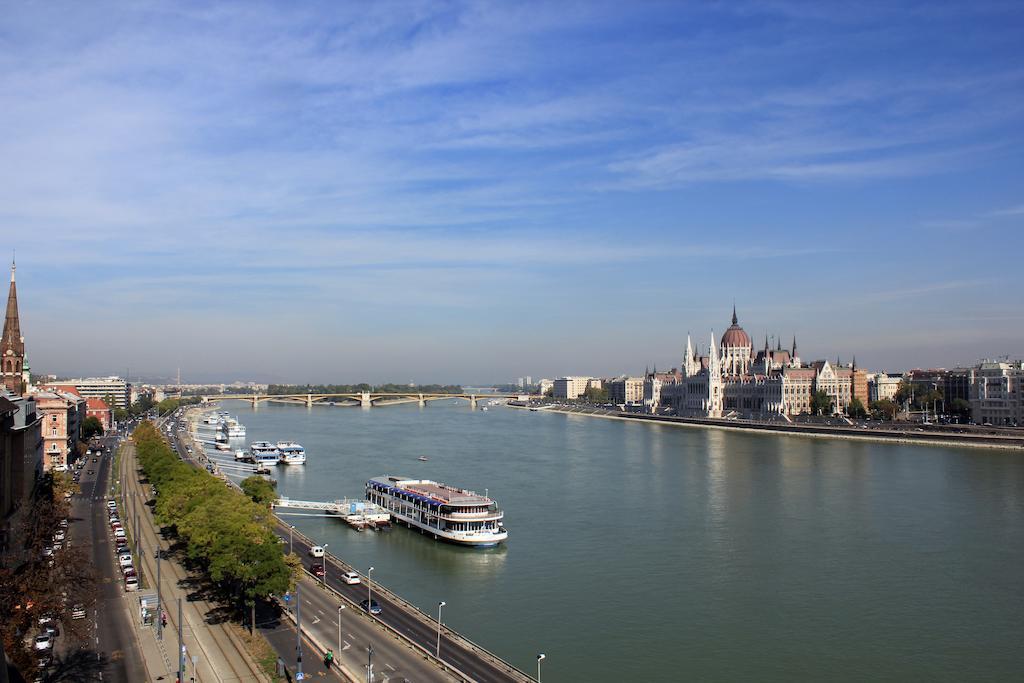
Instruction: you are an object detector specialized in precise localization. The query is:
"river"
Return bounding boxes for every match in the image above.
[202,400,1024,681]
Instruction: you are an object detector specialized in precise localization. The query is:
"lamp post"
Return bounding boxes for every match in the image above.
[366,643,374,683]
[436,601,446,658]
[367,567,374,613]
[536,653,545,682]
[337,604,345,658]
[156,547,162,640]
[289,525,295,555]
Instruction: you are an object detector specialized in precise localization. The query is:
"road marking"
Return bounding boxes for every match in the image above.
[385,663,396,671]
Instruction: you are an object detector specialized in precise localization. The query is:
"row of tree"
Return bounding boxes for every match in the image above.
[266,383,463,395]
[0,472,96,674]
[133,422,293,632]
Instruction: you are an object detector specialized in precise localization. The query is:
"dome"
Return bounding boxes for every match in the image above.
[720,306,752,349]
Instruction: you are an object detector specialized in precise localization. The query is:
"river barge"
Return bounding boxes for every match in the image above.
[366,476,507,547]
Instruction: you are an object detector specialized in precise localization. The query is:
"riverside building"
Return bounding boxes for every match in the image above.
[661,307,870,419]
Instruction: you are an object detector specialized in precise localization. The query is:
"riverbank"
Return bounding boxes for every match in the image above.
[515,404,1024,451]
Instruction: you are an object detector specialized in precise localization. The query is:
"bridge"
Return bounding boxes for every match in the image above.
[201,391,532,409]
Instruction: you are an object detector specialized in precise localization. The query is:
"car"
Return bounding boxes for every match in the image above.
[58,519,68,528]
[53,531,65,542]
[114,528,127,540]
[42,546,54,557]
[52,542,62,550]
[341,571,361,585]
[41,622,59,637]
[309,545,324,558]
[33,634,53,651]
[311,564,325,577]
[119,553,133,566]
[359,599,382,615]
[123,567,137,578]
[92,457,98,462]
[107,499,117,509]
[70,604,86,620]
[87,470,94,475]
[124,576,139,592]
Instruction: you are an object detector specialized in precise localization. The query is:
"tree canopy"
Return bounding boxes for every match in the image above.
[847,397,867,419]
[82,415,104,440]
[810,390,834,415]
[133,422,292,616]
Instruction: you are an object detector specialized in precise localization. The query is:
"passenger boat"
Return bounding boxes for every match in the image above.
[234,449,247,461]
[248,441,278,464]
[276,442,306,465]
[417,456,429,462]
[365,477,507,547]
[220,417,246,439]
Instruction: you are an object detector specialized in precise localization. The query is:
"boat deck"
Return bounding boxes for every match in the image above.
[403,481,491,505]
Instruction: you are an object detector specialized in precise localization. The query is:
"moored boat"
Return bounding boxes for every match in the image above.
[365,477,507,547]
[276,441,306,465]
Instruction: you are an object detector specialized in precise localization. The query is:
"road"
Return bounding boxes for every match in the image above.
[71,434,148,682]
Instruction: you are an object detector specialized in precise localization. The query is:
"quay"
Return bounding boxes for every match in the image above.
[524,403,1024,450]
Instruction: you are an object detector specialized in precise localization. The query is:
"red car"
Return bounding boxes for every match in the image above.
[311,564,325,577]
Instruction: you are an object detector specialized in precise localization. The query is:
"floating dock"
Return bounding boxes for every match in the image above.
[273,497,391,530]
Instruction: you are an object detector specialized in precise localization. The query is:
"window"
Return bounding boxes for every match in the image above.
[51,428,57,436]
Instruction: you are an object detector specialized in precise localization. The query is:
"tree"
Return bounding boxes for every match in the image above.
[950,398,972,420]
[581,386,609,403]
[810,390,834,415]
[241,476,277,507]
[869,399,897,421]
[82,415,104,440]
[847,397,867,419]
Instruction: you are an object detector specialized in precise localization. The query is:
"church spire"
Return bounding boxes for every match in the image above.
[2,256,25,394]
[791,335,797,357]
[731,302,738,326]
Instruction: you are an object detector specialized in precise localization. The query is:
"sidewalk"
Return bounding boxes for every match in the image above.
[119,440,271,682]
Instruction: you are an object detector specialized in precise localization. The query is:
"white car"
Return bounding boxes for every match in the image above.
[114,528,126,539]
[106,500,117,509]
[309,545,324,558]
[53,531,65,542]
[341,571,361,585]
[118,554,133,568]
[124,576,139,592]
[33,634,53,651]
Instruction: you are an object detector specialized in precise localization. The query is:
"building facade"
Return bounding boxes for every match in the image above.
[868,373,901,403]
[0,390,43,558]
[970,361,1023,426]
[607,377,645,405]
[65,376,131,409]
[662,308,869,419]
[33,390,85,471]
[86,397,113,431]
[553,376,602,400]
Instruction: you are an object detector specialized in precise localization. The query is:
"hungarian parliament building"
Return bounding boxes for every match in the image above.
[655,307,869,419]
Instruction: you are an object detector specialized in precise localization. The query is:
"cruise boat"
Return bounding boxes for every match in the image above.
[248,441,279,465]
[234,449,247,461]
[276,442,306,465]
[203,415,220,425]
[220,417,246,439]
[365,477,507,547]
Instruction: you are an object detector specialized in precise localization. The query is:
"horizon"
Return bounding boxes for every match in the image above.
[3,2,1023,382]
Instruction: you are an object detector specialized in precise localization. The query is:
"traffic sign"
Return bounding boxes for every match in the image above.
[283,593,291,603]
[295,673,304,681]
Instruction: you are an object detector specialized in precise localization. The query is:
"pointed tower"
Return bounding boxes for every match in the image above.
[683,334,694,378]
[791,335,800,367]
[708,330,723,417]
[2,258,25,394]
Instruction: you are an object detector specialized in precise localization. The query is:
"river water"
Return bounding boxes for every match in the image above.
[203,400,1024,681]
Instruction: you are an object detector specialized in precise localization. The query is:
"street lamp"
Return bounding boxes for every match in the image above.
[289,525,295,555]
[367,567,374,613]
[436,601,446,658]
[536,653,545,682]
[366,642,374,683]
[337,604,346,658]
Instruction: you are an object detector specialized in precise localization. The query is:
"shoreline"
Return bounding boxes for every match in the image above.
[512,404,1024,451]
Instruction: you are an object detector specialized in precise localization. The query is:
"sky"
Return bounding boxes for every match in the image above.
[1,1,1023,384]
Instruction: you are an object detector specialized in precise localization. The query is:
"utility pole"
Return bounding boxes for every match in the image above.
[296,582,303,679]
[156,546,163,640]
[367,643,373,683]
[178,598,184,683]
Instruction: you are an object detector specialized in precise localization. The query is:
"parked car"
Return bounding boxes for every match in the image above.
[33,634,53,651]
[70,604,87,620]
[341,571,361,585]
[114,528,126,539]
[124,576,139,592]
[118,553,133,568]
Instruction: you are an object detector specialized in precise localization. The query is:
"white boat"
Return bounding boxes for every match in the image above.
[203,415,219,425]
[248,441,279,465]
[366,477,507,547]
[215,442,230,451]
[220,417,246,439]
[276,442,306,465]
[234,449,247,461]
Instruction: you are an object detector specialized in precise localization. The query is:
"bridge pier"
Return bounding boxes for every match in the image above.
[306,393,313,408]
[251,394,259,409]
[418,393,425,408]
[470,394,477,410]
[360,391,372,408]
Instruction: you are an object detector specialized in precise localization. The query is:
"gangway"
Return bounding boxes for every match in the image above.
[274,497,391,530]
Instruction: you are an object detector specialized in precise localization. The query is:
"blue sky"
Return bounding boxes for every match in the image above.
[1,1,1022,383]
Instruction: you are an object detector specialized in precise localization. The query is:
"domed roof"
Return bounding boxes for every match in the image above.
[720,306,752,349]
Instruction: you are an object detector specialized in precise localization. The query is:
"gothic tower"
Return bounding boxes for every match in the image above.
[1,259,25,394]
[707,330,723,418]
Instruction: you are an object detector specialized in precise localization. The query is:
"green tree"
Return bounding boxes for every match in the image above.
[82,415,104,440]
[241,476,277,507]
[581,386,609,403]
[810,390,834,415]
[950,398,972,420]
[847,397,867,419]
[869,399,898,421]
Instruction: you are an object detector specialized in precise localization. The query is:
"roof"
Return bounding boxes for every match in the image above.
[41,384,81,396]
[0,396,17,416]
[86,397,110,411]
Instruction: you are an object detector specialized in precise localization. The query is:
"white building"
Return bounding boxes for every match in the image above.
[868,373,902,403]
[553,376,601,400]
[970,361,1024,426]
[65,376,131,408]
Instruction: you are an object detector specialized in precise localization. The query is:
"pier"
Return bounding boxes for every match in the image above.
[273,497,391,530]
